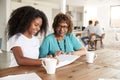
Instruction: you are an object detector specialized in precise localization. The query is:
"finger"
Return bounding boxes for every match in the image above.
[54,51,60,56]
[58,51,63,55]
[54,57,59,64]
[49,55,53,58]
[46,55,53,58]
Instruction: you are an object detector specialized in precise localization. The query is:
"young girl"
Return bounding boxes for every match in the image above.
[7,6,48,66]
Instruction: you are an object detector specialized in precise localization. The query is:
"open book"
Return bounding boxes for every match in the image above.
[56,54,80,68]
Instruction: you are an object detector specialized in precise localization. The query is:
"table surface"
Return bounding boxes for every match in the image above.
[73,30,87,38]
[0,51,120,80]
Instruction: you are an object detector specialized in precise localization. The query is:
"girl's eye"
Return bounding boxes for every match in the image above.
[34,24,38,26]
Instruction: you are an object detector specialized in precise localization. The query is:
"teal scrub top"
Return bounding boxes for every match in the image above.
[39,33,83,58]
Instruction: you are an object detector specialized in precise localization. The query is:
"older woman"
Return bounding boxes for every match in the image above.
[39,13,86,58]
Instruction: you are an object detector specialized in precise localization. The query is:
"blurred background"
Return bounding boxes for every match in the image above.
[0,0,120,50]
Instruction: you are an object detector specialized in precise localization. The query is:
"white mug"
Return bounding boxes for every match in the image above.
[42,58,57,74]
[86,51,97,63]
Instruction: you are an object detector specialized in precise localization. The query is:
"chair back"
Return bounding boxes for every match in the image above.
[101,33,105,39]
[96,33,105,41]
[89,33,96,41]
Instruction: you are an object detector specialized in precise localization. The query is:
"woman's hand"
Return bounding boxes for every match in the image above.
[54,51,63,57]
[46,55,53,58]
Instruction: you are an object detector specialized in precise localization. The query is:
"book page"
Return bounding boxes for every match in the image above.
[98,78,120,80]
[56,54,80,68]
[0,73,42,80]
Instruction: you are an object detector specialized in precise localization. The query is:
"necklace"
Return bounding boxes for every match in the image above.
[57,39,66,52]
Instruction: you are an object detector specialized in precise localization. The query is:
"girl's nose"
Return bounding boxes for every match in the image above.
[37,26,40,31]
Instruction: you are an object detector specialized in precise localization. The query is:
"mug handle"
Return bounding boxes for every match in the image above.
[42,60,46,69]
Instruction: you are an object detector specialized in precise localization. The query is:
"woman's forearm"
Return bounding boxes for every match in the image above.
[73,46,86,56]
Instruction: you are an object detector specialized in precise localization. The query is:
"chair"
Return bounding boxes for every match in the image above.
[87,33,97,51]
[96,33,105,48]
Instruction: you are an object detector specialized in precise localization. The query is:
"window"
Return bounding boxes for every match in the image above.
[110,5,120,28]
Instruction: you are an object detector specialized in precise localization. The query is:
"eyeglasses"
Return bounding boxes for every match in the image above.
[57,25,68,30]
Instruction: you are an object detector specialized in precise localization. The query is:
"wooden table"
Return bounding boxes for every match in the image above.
[0,51,120,80]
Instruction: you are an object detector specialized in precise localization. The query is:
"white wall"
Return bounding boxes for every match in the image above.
[7,0,120,31]
[82,0,120,31]
[0,0,10,50]
[83,6,97,27]
[11,1,60,32]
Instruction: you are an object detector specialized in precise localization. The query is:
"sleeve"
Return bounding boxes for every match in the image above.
[70,33,83,50]
[39,37,50,58]
[7,36,22,51]
[7,37,14,51]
